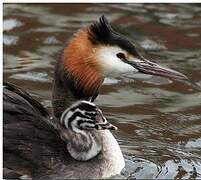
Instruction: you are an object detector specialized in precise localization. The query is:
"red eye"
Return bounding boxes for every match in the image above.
[116,53,126,59]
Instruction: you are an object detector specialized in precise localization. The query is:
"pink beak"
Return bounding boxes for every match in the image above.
[130,57,188,80]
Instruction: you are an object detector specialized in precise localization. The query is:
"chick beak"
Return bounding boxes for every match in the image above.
[95,122,118,130]
[100,122,118,130]
[129,57,188,80]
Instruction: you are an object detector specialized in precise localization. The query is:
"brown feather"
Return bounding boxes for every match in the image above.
[63,29,104,97]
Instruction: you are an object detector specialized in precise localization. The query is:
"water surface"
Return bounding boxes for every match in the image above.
[3,3,201,179]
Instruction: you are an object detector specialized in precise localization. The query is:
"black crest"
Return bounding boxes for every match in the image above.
[88,15,139,57]
[88,15,116,44]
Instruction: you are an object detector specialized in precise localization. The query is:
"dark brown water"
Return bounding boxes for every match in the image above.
[3,3,201,179]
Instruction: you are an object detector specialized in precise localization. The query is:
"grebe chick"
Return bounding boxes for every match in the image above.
[53,15,187,118]
[3,82,124,179]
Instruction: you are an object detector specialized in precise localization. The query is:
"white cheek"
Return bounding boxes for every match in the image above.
[97,46,138,76]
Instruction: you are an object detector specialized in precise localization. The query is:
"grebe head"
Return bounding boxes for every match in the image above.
[63,16,187,92]
[60,100,117,133]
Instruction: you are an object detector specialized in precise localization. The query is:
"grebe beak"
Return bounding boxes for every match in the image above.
[129,56,188,80]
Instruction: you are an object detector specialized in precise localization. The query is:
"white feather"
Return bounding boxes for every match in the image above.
[97,46,138,76]
[81,134,102,161]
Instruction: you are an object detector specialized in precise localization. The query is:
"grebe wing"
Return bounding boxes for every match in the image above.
[3,82,68,179]
[3,82,49,119]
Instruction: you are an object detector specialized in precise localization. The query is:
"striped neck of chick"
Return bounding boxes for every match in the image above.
[59,100,117,161]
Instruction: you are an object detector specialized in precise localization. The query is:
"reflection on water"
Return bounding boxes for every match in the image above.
[3,3,201,179]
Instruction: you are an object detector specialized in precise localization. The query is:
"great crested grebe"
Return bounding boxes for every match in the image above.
[4,15,187,179]
[52,15,187,118]
[3,82,124,179]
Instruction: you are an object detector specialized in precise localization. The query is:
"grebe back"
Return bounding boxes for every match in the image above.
[3,82,124,179]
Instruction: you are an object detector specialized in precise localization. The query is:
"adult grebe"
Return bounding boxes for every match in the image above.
[4,15,187,179]
[52,15,187,118]
[4,82,124,179]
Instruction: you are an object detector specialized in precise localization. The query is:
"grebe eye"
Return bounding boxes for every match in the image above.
[116,52,126,59]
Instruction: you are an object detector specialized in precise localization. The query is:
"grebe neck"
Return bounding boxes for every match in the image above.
[52,30,104,118]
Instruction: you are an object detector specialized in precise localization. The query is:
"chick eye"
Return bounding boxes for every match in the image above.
[116,52,126,60]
